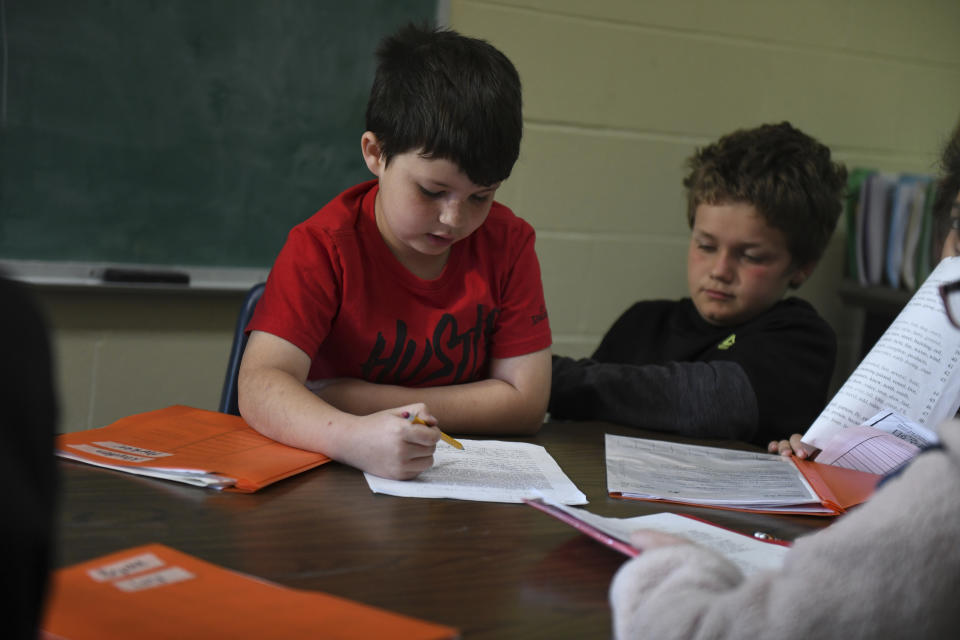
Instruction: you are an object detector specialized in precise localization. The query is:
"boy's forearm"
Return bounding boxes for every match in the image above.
[239,365,442,479]
[315,377,546,435]
[238,366,359,455]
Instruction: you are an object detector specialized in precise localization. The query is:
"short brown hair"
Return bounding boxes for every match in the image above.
[683,122,847,267]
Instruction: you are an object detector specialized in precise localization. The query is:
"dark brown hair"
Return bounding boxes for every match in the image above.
[365,24,522,187]
[683,122,847,267]
[933,118,960,247]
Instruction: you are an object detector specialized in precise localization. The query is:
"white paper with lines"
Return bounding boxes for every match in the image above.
[364,439,587,504]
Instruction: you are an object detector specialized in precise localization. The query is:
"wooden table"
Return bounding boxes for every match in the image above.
[55,421,831,639]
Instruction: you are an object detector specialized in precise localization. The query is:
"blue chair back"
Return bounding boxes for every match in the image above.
[219,282,266,415]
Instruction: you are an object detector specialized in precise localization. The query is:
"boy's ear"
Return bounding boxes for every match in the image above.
[360,132,385,177]
[789,261,818,288]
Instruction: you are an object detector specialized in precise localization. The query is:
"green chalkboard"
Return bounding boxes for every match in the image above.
[0,0,437,268]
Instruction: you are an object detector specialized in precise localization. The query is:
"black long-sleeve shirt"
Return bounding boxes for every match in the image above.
[548,297,836,445]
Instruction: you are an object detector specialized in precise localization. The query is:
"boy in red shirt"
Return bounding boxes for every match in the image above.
[239,25,551,480]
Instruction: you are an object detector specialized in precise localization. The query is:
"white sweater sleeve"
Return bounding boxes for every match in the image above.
[610,544,744,639]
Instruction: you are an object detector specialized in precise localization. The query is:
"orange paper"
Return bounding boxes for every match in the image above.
[792,457,883,514]
[42,544,458,639]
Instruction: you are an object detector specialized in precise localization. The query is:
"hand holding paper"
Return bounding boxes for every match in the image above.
[804,257,960,450]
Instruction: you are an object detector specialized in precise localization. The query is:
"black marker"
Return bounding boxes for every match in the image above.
[101,268,190,285]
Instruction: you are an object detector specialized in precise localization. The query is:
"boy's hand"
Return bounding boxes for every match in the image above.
[346,404,441,480]
[767,433,815,458]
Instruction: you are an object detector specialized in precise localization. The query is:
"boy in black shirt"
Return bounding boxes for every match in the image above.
[549,122,846,446]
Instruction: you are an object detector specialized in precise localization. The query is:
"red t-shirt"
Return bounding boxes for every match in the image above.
[248,180,552,386]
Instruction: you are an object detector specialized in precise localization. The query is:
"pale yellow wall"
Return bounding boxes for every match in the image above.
[45,0,960,432]
[38,288,243,433]
[450,0,960,378]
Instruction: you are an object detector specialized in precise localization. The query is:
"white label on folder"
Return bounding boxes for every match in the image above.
[114,567,195,592]
[95,441,173,458]
[68,444,152,463]
[88,552,165,582]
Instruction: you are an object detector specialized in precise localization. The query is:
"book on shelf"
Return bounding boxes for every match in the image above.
[604,434,880,516]
[859,171,895,287]
[41,543,457,640]
[55,405,331,492]
[900,177,932,290]
[886,175,926,288]
[525,497,790,576]
[844,168,874,283]
[913,180,939,286]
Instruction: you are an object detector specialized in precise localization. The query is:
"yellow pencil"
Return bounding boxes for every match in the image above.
[411,414,464,450]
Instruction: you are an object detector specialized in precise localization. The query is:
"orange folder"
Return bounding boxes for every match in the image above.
[610,457,882,516]
[55,405,331,492]
[791,457,883,515]
[41,544,458,640]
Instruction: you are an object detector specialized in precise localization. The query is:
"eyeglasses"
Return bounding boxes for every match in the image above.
[940,279,960,328]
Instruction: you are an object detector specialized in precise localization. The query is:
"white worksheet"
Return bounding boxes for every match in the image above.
[532,498,790,576]
[364,439,588,504]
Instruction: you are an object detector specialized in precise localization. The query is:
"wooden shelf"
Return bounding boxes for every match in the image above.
[837,279,912,315]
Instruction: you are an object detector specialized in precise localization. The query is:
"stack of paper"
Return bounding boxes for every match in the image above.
[56,405,331,492]
[604,434,880,516]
